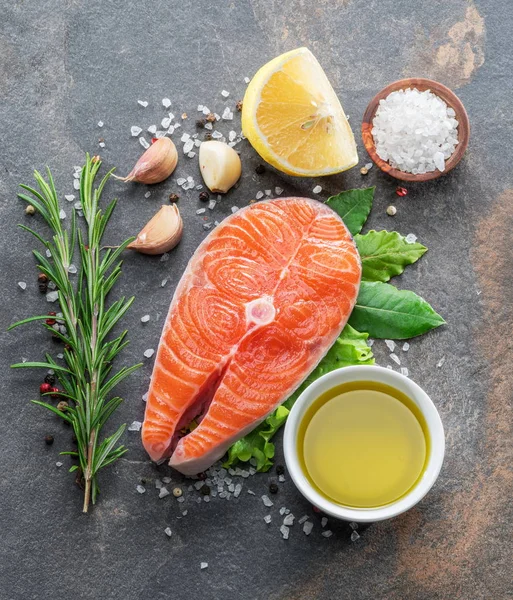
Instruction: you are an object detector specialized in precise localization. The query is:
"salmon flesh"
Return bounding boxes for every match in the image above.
[141,197,361,475]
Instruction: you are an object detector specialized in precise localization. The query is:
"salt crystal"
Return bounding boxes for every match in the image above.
[181,133,191,142]
[155,479,163,489]
[46,291,59,303]
[144,348,155,358]
[136,485,146,494]
[182,510,188,516]
[144,191,151,198]
[283,514,295,526]
[386,365,393,370]
[141,314,150,323]
[368,339,374,346]
[203,496,210,503]
[390,353,401,365]
[264,515,272,524]
[97,120,104,128]
[137,100,148,108]
[402,342,410,352]
[164,527,172,537]
[221,90,230,98]
[275,187,283,195]
[18,282,27,290]
[349,522,358,530]
[437,356,446,368]
[279,507,287,516]
[256,191,264,200]
[280,525,290,540]
[247,490,255,495]
[197,104,204,111]
[214,113,221,121]
[351,531,360,542]
[364,162,373,170]
[385,339,396,352]
[400,367,409,377]
[222,107,233,120]
[234,483,242,498]
[321,530,333,538]
[73,179,80,190]
[261,494,273,507]
[265,189,272,196]
[74,202,82,210]
[278,474,285,483]
[176,177,186,186]
[56,353,64,359]
[128,421,142,432]
[162,476,172,484]
[200,562,208,570]
[142,393,148,402]
[159,487,170,499]
[162,98,172,108]
[65,194,75,202]
[147,124,157,134]
[231,206,239,213]
[161,278,168,287]
[56,461,63,468]
[208,199,217,210]
[212,131,223,139]
[303,521,313,535]
[155,131,166,139]
[183,140,194,154]
[177,496,185,503]
[194,139,202,148]
[187,152,196,158]
[203,223,212,231]
[139,137,150,149]
[131,126,142,137]
[405,233,418,244]
[99,142,105,148]
[244,77,250,84]
[312,185,322,194]
[196,208,206,215]
[321,517,328,528]
[228,131,237,142]
[372,88,459,174]
[202,106,210,115]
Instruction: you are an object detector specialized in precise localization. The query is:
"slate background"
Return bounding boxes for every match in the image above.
[1,1,512,599]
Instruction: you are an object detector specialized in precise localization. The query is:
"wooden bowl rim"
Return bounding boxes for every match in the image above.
[361,78,470,182]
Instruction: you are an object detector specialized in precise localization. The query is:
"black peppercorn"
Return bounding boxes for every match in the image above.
[269,482,279,494]
[199,484,211,496]
[196,119,206,128]
[205,113,216,123]
[276,464,285,476]
[204,133,213,141]
[44,435,54,445]
[169,193,180,203]
[199,191,210,202]
[255,164,265,175]
[236,100,243,112]
[44,373,56,386]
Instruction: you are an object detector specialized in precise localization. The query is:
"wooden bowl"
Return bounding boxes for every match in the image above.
[361,78,470,182]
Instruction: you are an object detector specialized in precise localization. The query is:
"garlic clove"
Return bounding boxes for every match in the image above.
[115,138,178,184]
[128,204,183,255]
[199,141,241,193]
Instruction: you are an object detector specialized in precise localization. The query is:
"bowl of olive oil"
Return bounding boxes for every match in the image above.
[284,365,445,522]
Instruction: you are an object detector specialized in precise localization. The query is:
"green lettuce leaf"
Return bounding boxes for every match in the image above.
[349,281,445,339]
[326,187,375,235]
[355,230,427,282]
[224,324,374,471]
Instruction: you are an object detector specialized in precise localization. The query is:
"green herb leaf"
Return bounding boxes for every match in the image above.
[355,230,427,282]
[224,324,374,471]
[349,281,445,339]
[326,187,375,235]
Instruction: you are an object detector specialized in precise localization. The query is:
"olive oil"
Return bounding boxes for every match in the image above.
[298,381,429,508]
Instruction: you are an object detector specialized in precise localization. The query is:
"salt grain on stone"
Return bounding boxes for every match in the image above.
[437,356,446,368]
[131,126,142,137]
[283,514,295,526]
[400,367,409,377]
[298,515,309,525]
[390,353,401,365]
[402,342,410,352]
[312,185,322,194]
[164,527,172,537]
[321,517,328,528]
[255,191,264,200]
[141,315,150,323]
[321,530,333,538]
[385,339,396,352]
[73,179,80,190]
[46,291,59,303]
[144,191,151,198]
[405,233,418,244]
[147,125,157,134]
[351,531,360,542]
[161,279,168,287]
[159,487,171,499]
[136,485,146,494]
[262,495,273,507]
[138,100,149,108]
[56,462,63,468]
[98,121,104,128]
[264,515,272,524]
[221,90,230,98]
[65,194,75,202]
[128,421,142,431]
[18,282,27,290]
[200,562,208,570]
[280,525,290,540]
[231,206,239,214]
[303,521,313,535]
[371,88,459,174]
[162,98,172,108]
[275,187,283,195]
[196,208,206,215]
[144,349,155,358]
[139,137,150,149]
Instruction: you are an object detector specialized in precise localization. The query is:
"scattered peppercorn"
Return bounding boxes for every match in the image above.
[172,487,183,498]
[396,186,408,197]
[46,316,57,326]
[51,387,61,399]
[99,137,104,143]
[236,100,243,112]
[255,164,265,175]
[40,382,52,395]
[199,484,211,496]
[44,373,56,386]
[25,204,36,215]
[269,482,279,494]
[197,472,207,481]
[206,113,216,123]
[199,191,210,202]
[276,464,285,476]
[151,137,158,144]
[181,112,188,120]
[71,434,78,445]
[196,119,206,128]
[312,505,321,513]
[56,400,68,411]
[64,344,71,352]
[204,133,213,141]
[386,205,397,216]
[38,273,48,283]
[44,435,54,445]
[38,281,48,294]
[91,155,100,164]
[169,193,180,203]
[360,167,369,175]
[140,478,147,484]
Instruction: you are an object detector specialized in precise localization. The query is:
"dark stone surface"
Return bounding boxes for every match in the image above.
[1,1,512,599]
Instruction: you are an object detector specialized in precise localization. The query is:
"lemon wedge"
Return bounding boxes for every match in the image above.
[242,47,358,177]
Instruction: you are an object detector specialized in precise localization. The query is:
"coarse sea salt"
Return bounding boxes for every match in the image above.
[371,88,459,175]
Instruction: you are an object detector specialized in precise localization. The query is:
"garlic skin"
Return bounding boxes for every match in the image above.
[199,141,241,193]
[128,204,183,255]
[117,138,178,184]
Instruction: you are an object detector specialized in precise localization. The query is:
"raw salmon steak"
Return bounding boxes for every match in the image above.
[142,197,361,475]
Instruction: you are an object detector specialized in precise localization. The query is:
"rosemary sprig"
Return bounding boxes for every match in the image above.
[10,154,142,512]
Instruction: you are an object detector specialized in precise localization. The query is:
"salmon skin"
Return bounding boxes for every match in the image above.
[142,197,361,475]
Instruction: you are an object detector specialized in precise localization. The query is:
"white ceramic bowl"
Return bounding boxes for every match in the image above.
[284,365,445,522]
